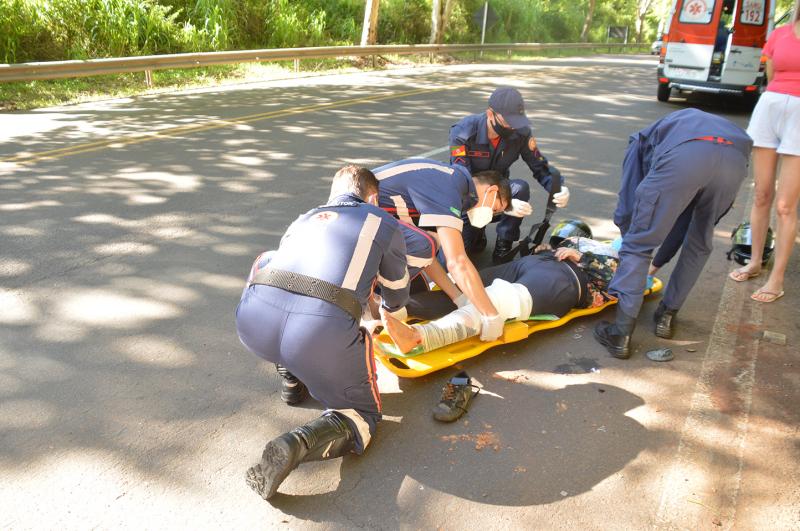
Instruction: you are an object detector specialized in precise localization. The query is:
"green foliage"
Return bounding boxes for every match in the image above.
[0,0,684,64]
[378,0,431,44]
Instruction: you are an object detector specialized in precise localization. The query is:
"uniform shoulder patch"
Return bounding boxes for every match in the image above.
[451,145,466,157]
[311,211,339,223]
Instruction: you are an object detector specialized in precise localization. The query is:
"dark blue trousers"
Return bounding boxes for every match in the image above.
[235,285,380,452]
[610,140,747,317]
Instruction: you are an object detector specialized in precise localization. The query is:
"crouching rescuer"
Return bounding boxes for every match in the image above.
[235,165,411,500]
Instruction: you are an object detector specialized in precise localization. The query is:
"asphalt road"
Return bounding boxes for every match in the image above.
[1,55,798,530]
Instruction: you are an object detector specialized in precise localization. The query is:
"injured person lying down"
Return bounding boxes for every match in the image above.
[380,235,620,354]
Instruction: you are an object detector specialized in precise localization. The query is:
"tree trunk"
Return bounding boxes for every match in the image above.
[430,0,453,44]
[430,0,442,44]
[361,0,380,46]
[636,0,654,43]
[581,0,596,42]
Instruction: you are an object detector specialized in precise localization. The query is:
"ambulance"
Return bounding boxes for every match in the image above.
[657,0,775,104]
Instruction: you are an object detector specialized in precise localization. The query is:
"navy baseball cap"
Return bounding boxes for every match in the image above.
[488,87,530,130]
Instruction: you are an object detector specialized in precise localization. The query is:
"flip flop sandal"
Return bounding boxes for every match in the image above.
[729,268,760,282]
[750,289,784,303]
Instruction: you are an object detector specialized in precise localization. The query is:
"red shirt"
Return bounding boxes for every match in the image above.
[763,24,800,97]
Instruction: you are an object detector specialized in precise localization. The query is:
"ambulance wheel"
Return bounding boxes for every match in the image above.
[657,83,671,102]
[742,91,760,109]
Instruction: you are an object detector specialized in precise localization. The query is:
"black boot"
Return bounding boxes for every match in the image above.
[593,309,637,359]
[276,364,308,406]
[653,302,677,339]
[491,239,516,264]
[467,228,487,254]
[246,411,356,500]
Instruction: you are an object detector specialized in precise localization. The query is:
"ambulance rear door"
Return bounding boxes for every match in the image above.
[720,0,772,85]
[663,0,721,82]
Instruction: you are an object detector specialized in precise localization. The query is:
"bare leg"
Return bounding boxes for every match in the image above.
[379,307,422,353]
[734,147,778,279]
[753,154,800,301]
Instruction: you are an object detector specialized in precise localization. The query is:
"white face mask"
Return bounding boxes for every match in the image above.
[467,188,497,228]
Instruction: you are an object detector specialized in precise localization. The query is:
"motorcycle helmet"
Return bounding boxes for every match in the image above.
[728,222,775,266]
[549,219,592,247]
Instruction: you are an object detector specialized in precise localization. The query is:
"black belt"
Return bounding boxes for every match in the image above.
[249,267,362,322]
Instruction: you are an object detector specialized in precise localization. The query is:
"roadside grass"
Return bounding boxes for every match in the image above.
[0,47,647,111]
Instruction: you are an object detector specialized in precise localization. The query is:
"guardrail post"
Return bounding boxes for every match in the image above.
[371,54,376,68]
[144,69,153,88]
[294,58,299,72]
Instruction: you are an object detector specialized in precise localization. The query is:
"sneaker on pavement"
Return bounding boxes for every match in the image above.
[432,371,480,422]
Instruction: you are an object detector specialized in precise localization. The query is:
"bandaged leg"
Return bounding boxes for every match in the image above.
[413,279,532,352]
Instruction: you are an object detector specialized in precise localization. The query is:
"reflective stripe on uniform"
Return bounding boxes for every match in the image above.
[389,195,413,223]
[406,254,434,268]
[377,267,409,290]
[374,162,455,181]
[341,213,382,291]
[418,213,464,231]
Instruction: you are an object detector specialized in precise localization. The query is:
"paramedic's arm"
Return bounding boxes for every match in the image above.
[520,134,560,190]
[437,226,497,316]
[614,134,647,235]
[378,225,411,312]
[423,259,463,303]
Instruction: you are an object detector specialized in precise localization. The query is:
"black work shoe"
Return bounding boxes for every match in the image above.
[492,238,516,264]
[593,321,632,359]
[432,371,480,422]
[276,365,308,405]
[653,302,677,339]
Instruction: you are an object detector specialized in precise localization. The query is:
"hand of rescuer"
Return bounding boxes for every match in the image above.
[552,186,570,208]
[506,198,533,218]
[479,313,505,341]
[453,292,470,308]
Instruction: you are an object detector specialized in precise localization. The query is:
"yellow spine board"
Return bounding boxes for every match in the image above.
[374,277,663,378]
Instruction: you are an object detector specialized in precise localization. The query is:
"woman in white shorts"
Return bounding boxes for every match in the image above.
[730,3,800,303]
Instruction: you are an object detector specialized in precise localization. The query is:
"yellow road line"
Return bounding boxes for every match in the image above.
[3,85,450,166]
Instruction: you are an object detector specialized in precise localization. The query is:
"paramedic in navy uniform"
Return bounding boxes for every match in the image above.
[372,158,512,346]
[236,165,410,501]
[450,86,570,263]
[594,109,753,359]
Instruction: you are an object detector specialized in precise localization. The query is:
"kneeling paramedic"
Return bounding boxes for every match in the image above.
[450,86,570,263]
[235,165,410,501]
[594,109,753,359]
[372,158,512,343]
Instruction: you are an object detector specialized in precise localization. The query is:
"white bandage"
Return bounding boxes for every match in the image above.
[484,279,533,321]
[414,279,532,351]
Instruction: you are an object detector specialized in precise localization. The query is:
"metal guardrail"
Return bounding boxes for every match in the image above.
[0,42,646,83]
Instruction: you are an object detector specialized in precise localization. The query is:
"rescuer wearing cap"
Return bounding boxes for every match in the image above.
[449,86,569,264]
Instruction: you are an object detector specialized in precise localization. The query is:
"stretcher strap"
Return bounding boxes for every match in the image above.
[250,267,362,322]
